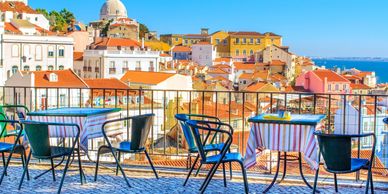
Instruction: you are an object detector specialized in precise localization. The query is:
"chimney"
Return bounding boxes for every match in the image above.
[141,37,145,50]
[201,28,209,35]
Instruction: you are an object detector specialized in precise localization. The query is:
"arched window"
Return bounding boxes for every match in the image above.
[12,66,18,74]
[242,50,247,56]
[36,65,42,71]
[12,44,19,57]
[250,50,254,56]
[58,65,64,70]
[235,49,239,56]
[48,65,54,70]
[23,65,30,71]
[23,45,30,57]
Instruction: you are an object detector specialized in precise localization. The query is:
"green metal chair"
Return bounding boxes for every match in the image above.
[186,120,249,194]
[19,121,83,194]
[0,105,29,138]
[94,114,158,188]
[0,118,29,184]
[175,113,232,186]
[313,131,376,194]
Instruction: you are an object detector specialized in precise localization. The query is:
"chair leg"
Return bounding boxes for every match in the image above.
[77,147,84,185]
[21,150,30,181]
[183,154,199,186]
[263,151,281,193]
[222,163,227,187]
[1,152,6,176]
[50,158,56,181]
[229,161,232,180]
[144,150,158,179]
[115,151,121,176]
[312,167,319,194]
[334,173,338,193]
[199,163,217,191]
[370,170,374,194]
[279,152,287,183]
[365,167,374,194]
[201,161,223,193]
[57,154,72,194]
[239,161,249,194]
[94,146,104,182]
[109,146,131,188]
[18,151,32,190]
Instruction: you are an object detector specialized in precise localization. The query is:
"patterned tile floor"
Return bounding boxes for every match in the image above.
[1,162,387,194]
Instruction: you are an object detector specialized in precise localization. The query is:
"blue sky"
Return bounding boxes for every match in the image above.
[29,0,388,58]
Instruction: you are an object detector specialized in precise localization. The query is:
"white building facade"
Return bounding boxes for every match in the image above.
[0,33,74,86]
[79,50,161,79]
[191,43,216,66]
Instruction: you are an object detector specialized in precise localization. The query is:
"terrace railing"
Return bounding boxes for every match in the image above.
[1,86,387,176]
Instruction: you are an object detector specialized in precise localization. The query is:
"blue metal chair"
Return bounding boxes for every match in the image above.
[0,118,29,185]
[0,105,29,138]
[175,113,232,186]
[94,114,158,188]
[19,121,83,194]
[186,120,249,194]
[313,131,376,194]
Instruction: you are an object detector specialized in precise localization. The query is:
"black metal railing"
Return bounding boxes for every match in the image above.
[0,86,387,174]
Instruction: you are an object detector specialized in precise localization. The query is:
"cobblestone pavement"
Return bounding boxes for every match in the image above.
[1,163,387,194]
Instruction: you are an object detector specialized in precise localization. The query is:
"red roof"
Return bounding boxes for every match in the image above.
[30,69,87,88]
[121,71,176,85]
[73,52,83,61]
[229,31,262,36]
[356,72,373,78]
[270,60,286,66]
[234,62,256,70]
[0,1,36,14]
[84,78,130,89]
[214,58,231,63]
[172,46,191,52]
[4,22,21,34]
[94,38,141,47]
[312,69,350,83]
[350,83,371,90]
[160,53,171,57]
[207,68,229,74]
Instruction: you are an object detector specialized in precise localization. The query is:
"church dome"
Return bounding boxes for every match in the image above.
[100,0,128,20]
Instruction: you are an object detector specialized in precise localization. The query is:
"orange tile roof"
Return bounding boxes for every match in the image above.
[212,64,231,69]
[121,71,176,85]
[214,58,231,63]
[116,18,133,22]
[229,31,262,36]
[207,68,229,74]
[193,41,211,45]
[0,1,36,14]
[160,53,171,57]
[271,73,286,81]
[95,38,141,47]
[350,83,371,90]
[172,46,191,52]
[285,86,307,92]
[239,73,253,80]
[244,82,267,92]
[356,72,373,78]
[4,22,21,34]
[343,74,362,81]
[312,69,350,83]
[31,69,88,88]
[234,62,256,70]
[34,24,55,35]
[208,76,230,82]
[264,32,281,37]
[253,71,269,80]
[110,23,137,28]
[84,78,130,89]
[270,60,286,66]
[73,52,83,61]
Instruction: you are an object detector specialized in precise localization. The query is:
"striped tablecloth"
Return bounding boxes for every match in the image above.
[244,114,325,170]
[28,111,122,151]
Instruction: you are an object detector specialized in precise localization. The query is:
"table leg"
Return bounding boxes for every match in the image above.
[278,152,287,183]
[299,152,319,192]
[263,151,281,193]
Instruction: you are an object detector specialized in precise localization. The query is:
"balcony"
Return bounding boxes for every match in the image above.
[0,87,387,193]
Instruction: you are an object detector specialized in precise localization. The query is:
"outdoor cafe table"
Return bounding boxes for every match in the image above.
[244,114,326,193]
[27,108,123,152]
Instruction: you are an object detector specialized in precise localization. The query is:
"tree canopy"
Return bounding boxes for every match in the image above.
[139,23,149,39]
[36,8,75,32]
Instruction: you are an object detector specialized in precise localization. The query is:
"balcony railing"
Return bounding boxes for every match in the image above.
[1,86,387,178]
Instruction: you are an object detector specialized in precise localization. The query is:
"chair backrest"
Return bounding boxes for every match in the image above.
[383,117,388,125]
[186,120,207,161]
[23,123,52,157]
[0,112,8,137]
[175,114,196,151]
[315,133,352,171]
[129,114,154,150]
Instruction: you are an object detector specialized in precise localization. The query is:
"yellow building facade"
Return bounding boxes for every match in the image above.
[160,34,183,46]
[210,31,282,58]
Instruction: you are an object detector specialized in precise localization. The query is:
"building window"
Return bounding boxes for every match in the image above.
[48,46,54,57]
[235,38,240,44]
[235,49,240,56]
[23,65,29,71]
[12,45,19,57]
[256,39,261,44]
[35,45,42,61]
[149,61,155,72]
[335,84,339,90]
[250,38,254,44]
[48,65,54,70]
[175,37,179,41]
[23,45,30,57]
[328,84,331,91]
[36,65,42,71]
[135,61,141,71]
[185,40,188,44]
[109,61,116,74]
[58,65,64,70]
[215,39,220,45]
[122,61,129,72]
[58,47,65,57]
[223,39,228,45]
[12,66,18,74]
[242,38,246,44]
[243,50,247,56]
[250,50,254,56]
[49,73,58,82]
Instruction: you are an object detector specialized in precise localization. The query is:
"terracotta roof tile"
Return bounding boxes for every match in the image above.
[312,69,350,83]
[0,1,36,14]
[229,31,262,36]
[350,83,371,90]
[207,68,229,74]
[270,60,286,66]
[95,38,141,47]
[244,82,279,92]
[84,78,130,89]
[31,69,87,88]
[214,58,232,63]
[73,52,83,61]
[172,46,191,52]
[234,62,256,70]
[121,71,176,85]
[4,22,21,34]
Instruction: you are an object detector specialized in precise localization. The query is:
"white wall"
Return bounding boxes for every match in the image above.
[192,44,216,66]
